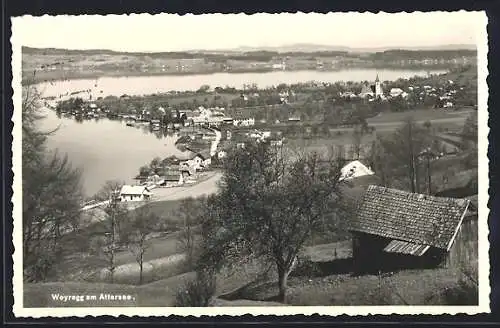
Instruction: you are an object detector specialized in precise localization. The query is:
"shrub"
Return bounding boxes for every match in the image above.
[174,270,216,307]
[362,287,394,305]
[425,275,478,305]
[362,274,394,305]
[441,278,478,305]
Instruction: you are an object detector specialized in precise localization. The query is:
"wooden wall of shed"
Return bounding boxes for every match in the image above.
[352,232,386,273]
[352,232,446,273]
[446,216,478,269]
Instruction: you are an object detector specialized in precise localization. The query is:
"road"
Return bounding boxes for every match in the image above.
[150,172,223,202]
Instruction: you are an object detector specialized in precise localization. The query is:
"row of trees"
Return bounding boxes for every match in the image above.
[23,84,85,282]
[365,111,478,194]
[87,177,207,285]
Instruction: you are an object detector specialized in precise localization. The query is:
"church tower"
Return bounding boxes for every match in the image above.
[374,73,383,98]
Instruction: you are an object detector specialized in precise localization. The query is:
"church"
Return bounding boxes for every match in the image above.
[359,74,384,99]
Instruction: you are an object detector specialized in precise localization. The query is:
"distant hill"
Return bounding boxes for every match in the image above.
[206,43,477,53]
[22,43,477,57]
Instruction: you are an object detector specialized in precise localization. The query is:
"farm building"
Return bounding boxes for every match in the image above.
[119,185,152,202]
[349,185,475,273]
[160,172,184,187]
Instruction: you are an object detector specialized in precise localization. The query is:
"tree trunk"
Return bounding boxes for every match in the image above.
[407,122,416,193]
[414,156,420,193]
[139,259,143,285]
[109,267,114,284]
[277,257,296,304]
[277,266,289,303]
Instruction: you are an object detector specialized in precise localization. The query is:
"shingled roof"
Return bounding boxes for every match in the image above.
[350,185,470,251]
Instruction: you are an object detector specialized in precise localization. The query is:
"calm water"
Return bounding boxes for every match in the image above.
[39,109,186,197]
[36,69,446,196]
[37,69,446,98]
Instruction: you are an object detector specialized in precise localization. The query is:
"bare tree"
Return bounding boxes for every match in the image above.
[93,180,125,202]
[374,117,429,193]
[126,201,160,284]
[461,111,478,149]
[200,142,343,303]
[351,119,370,160]
[175,197,206,270]
[92,180,131,242]
[90,189,128,283]
[351,127,363,160]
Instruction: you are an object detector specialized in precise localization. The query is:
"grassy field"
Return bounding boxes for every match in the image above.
[127,199,183,225]
[25,234,478,307]
[285,107,473,158]
[219,241,478,306]
[366,108,474,124]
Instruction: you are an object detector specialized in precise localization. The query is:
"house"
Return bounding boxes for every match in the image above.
[233,117,255,127]
[145,174,164,187]
[196,149,212,167]
[180,150,211,171]
[359,84,375,98]
[339,160,374,181]
[119,185,152,202]
[272,63,285,70]
[192,116,207,126]
[389,88,404,98]
[223,117,234,125]
[349,185,473,273]
[217,150,228,159]
[269,139,283,147]
[341,91,357,99]
[161,172,184,187]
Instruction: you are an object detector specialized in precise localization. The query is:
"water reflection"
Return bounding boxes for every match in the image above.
[40,109,186,196]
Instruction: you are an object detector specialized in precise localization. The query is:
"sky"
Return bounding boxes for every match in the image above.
[12,11,485,52]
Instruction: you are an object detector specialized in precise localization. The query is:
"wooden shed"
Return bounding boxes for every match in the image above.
[349,185,473,273]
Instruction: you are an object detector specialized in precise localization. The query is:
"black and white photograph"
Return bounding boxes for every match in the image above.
[11,11,489,316]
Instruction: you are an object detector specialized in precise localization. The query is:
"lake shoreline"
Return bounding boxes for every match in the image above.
[33,68,447,98]
[24,67,450,86]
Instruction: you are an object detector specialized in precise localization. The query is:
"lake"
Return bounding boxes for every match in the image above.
[36,68,446,197]
[37,69,446,99]
[39,109,186,197]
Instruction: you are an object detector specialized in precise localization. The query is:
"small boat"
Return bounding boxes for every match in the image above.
[126,121,135,127]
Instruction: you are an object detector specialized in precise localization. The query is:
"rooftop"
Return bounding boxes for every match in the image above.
[350,185,470,251]
[120,185,151,195]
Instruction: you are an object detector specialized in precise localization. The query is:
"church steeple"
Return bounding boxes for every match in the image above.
[374,73,382,98]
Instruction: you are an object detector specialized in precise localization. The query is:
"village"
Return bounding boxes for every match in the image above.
[56,66,476,211]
